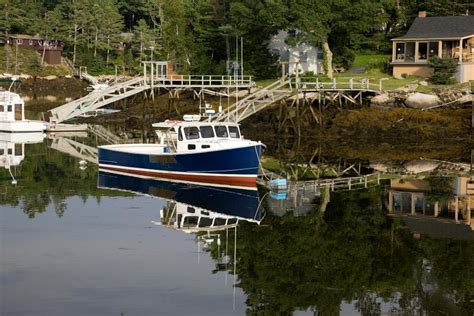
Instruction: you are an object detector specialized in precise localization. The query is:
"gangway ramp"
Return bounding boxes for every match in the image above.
[212,79,292,123]
[44,76,148,124]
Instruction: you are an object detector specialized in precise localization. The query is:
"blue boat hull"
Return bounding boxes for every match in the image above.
[98,144,264,186]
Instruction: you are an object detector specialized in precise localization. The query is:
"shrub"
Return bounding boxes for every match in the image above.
[428,57,457,84]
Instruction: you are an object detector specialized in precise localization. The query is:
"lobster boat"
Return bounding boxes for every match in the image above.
[98,118,264,187]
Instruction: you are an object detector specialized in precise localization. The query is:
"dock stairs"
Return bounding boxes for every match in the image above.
[44,76,148,124]
[212,79,292,123]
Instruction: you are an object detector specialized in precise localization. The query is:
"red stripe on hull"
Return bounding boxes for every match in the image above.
[100,166,258,187]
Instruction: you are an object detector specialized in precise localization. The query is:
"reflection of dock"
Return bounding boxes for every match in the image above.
[387,177,474,235]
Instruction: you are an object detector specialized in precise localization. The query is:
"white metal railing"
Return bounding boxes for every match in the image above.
[146,74,254,88]
[212,78,292,122]
[293,173,381,192]
[292,77,387,92]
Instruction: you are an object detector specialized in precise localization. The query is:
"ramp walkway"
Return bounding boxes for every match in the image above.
[45,65,254,124]
[44,76,148,124]
[212,79,292,123]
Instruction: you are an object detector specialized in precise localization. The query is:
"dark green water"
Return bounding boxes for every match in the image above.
[1,132,473,315]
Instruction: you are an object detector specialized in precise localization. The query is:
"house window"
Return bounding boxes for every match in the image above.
[418,42,428,60]
[428,42,438,59]
[406,42,415,61]
[7,105,12,112]
[29,39,33,45]
[16,39,23,45]
[395,43,405,61]
[299,51,308,63]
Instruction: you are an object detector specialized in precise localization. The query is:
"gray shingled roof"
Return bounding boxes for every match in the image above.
[393,16,474,40]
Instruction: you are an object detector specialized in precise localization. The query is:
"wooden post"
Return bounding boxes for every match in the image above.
[438,41,442,58]
[411,194,415,215]
[459,39,463,63]
[434,201,439,217]
[468,196,472,225]
[455,196,459,223]
[392,41,396,63]
[388,191,393,213]
[349,78,353,89]
[364,175,368,188]
[415,41,419,63]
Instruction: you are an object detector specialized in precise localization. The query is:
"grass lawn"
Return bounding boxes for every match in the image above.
[256,54,468,92]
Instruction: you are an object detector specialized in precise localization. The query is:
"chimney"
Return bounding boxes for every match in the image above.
[418,11,427,18]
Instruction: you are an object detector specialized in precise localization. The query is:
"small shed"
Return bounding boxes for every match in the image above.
[5,34,63,65]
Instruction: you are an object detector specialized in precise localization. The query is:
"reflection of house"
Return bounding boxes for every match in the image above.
[390,12,474,83]
[269,30,324,75]
[3,34,63,65]
[387,178,473,232]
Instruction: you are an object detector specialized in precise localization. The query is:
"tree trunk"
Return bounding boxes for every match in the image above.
[322,40,333,79]
[106,36,110,64]
[94,29,98,57]
[73,24,77,66]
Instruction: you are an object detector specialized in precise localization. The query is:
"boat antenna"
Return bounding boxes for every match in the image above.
[8,77,17,92]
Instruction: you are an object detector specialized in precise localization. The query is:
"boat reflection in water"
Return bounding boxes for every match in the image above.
[0,132,45,184]
[97,171,265,233]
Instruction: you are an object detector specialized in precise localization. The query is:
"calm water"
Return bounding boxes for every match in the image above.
[1,132,474,315]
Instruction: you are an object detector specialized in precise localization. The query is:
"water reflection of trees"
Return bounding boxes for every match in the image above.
[208,187,474,315]
[0,142,127,218]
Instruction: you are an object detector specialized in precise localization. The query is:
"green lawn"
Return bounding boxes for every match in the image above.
[256,54,468,92]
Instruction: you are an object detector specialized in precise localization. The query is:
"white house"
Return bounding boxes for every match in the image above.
[268,30,324,75]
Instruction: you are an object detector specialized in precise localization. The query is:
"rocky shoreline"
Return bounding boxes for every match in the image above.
[371,83,472,109]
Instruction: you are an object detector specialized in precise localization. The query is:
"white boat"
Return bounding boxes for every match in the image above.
[99,117,265,187]
[0,89,47,132]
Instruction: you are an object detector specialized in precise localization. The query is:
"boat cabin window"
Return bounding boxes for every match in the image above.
[178,127,183,141]
[183,216,199,227]
[183,127,200,140]
[199,217,213,227]
[215,126,228,138]
[15,144,22,156]
[228,126,240,138]
[200,126,214,138]
[188,144,196,150]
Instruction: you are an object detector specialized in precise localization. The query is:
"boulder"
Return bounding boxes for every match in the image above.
[19,74,32,80]
[43,75,58,80]
[403,160,440,174]
[371,93,395,106]
[419,80,428,86]
[404,92,441,109]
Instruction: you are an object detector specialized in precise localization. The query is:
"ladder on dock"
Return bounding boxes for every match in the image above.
[212,79,292,123]
[44,76,148,123]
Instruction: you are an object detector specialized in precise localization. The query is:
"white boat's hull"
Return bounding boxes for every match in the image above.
[0,131,45,143]
[0,120,47,133]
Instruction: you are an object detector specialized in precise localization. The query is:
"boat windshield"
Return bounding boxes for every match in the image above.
[214,125,228,138]
[183,127,200,140]
[228,126,240,138]
[200,126,215,138]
